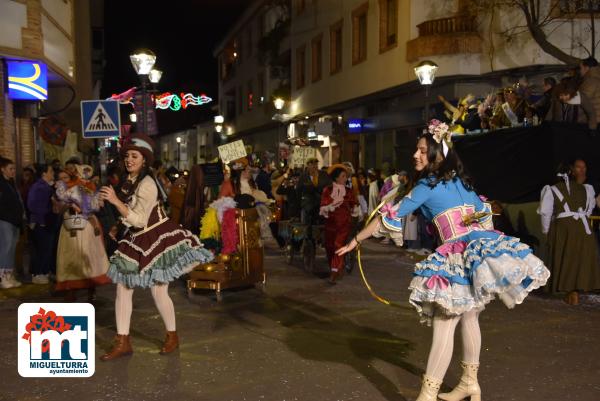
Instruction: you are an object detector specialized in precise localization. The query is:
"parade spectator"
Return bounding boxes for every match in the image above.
[296,157,331,226]
[0,157,24,288]
[320,165,357,285]
[533,76,556,120]
[50,158,61,179]
[181,164,205,235]
[255,160,273,199]
[27,164,58,284]
[276,167,302,220]
[367,168,381,215]
[95,165,121,258]
[19,166,35,214]
[539,159,600,305]
[579,57,600,128]
[547,80,597,129]
[168,172,187,225]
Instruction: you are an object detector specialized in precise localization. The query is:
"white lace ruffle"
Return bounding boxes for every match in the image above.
[408,253,550,325]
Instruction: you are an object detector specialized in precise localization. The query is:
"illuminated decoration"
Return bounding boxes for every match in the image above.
[110,89,212,111]
[155,92,213,111]
[7,60,48,100]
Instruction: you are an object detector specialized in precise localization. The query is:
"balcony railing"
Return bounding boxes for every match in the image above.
[416,15,477,37]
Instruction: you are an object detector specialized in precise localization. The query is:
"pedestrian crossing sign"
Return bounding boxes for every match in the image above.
[81,100,121,138]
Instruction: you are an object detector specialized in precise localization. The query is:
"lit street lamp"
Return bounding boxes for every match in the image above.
[273,98,287,163]
[274,97,285,111]
[176,136,182,170]
[130,49,157,134]
[414,60,438,123]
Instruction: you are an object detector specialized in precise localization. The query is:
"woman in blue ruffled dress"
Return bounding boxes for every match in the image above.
[336,120,550,401]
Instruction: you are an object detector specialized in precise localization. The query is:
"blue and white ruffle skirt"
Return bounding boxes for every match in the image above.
[409,232,550,325]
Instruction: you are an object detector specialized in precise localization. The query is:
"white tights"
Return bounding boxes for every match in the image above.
[425,309,481,381]
[115,283,176,335]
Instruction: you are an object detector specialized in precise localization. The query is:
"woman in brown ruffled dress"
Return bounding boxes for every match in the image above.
[99,134,213,361]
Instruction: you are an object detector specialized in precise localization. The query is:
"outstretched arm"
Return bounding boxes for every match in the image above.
[335,216,382,256]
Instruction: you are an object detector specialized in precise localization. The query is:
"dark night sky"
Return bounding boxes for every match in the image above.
[102,0,248,134]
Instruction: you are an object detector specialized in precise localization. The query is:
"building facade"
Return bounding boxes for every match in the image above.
[213,0,291,156]
[285,0,596,170]
[0,0,99,169]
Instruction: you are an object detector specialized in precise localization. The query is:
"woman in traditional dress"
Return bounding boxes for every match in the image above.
[55,164,110,300]
[539,158,600,305]
[320,165,357,285]
[336,120,550,401]
[99,134,213,361]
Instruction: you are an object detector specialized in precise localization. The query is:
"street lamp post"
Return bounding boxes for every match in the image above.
[130,49,158,134]
[176,136,182,170]
[414,60,439,123]
[273,98,285,164]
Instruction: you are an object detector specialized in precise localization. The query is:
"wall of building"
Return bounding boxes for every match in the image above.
[290,0,414,117]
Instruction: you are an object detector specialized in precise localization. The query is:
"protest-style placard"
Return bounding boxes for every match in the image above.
[218,140,247,163]
[290,146,316,167]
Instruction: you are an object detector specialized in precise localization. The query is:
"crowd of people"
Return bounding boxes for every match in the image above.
[438,57,600,134]
[0,112,599,400]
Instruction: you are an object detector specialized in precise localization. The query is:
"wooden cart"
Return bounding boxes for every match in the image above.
[187,208,266,301]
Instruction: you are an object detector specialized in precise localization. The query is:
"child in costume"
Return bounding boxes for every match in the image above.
[55,164,110,301]
[99,134,213,361]
[336,119,550,401]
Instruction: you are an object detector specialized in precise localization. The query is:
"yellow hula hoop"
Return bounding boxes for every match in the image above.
[355,200,407,309]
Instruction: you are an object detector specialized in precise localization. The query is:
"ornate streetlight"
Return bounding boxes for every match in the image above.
[414,60,438,122]
[130,49,157,134]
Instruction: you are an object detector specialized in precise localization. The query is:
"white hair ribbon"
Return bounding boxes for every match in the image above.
[557,173,570,195]
[442,141,449,157]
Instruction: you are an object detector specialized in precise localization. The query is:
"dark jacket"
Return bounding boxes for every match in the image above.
[533,89,553,121]
[0,175,24,227]
[276,179,301,219]
[547,91,597,129]
[255,169,273,199]
[27,179,56,226]
[296,170,332,213]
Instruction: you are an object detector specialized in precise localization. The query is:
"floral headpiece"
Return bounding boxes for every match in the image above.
[427,119,451,156]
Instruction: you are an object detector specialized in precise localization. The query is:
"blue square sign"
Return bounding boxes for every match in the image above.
[81,100,121,138]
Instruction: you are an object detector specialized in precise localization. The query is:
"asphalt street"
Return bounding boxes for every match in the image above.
[1,241,599,401]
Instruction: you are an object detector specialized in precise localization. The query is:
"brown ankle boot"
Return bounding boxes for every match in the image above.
[160,331,179,354]
[100,334,133,361]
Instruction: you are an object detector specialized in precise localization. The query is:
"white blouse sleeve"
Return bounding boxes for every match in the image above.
[584,184,596,216]
[123,176,158,228]
[538,185,554,234]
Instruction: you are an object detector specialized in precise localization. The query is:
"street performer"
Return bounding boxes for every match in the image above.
[99,133,213,361]
[336,119,550,401]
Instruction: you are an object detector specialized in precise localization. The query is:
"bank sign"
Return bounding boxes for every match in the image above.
[6,60,48,101]
[18,303,95,377]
